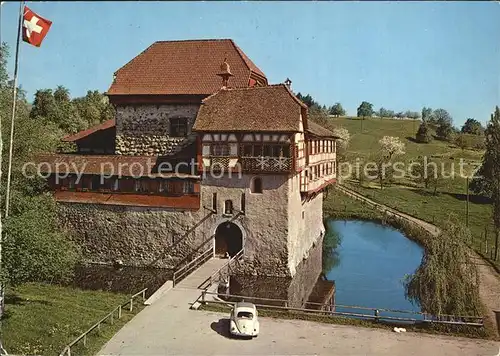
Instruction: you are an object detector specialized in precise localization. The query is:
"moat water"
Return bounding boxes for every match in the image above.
[67,219,424,317]
[325,220,424,317]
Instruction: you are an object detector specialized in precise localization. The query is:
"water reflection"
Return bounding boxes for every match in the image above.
[66,264,173,298]
[325,220,424,318]
[227,235,335,309]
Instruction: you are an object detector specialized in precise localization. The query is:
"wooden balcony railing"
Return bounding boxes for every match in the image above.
[243,156,292,172]
[204,156,293,173]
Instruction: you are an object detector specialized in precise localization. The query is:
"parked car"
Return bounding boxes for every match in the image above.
[229,302,259,338]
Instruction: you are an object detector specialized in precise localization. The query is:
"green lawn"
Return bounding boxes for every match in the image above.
[330,116,484,162]
[1,283,143,356]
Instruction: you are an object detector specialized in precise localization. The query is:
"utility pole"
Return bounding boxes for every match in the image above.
[466,176,469,227]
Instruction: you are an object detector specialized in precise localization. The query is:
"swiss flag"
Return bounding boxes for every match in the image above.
[22,6,52,47]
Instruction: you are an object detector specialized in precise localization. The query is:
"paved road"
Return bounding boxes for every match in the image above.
[99,307,498,355]
[99,255,499,356]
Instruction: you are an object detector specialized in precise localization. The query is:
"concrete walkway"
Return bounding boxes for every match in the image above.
[99,257,227,354]
[337,184,500,338]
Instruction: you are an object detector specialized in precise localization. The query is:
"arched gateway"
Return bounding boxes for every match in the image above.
[214,221,243,257]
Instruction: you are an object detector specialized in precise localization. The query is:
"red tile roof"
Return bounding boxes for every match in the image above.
[306,121,341,139]
[36,153,199,178]
[107,39,267,96]
[193,84,307,132]
[63,119,115,142]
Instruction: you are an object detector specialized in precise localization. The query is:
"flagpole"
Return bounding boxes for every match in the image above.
[5,0,25,218]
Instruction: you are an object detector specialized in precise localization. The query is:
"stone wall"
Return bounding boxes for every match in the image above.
[57,172,292,276]
[114,104,199,156]
[287,172,325,276]
[286,233,323,308]
[57,202,217,268]
[203,173,291,277]
[57,170,325,278]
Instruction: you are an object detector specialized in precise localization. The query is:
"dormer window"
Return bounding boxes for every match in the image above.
[170,118,188,137]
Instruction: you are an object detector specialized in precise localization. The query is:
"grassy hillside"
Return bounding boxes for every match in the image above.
[331,116,483,161]
[325,117,497,267]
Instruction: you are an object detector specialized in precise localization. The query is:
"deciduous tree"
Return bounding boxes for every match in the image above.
[329,102,345,117]
[0,45,80,286]
[379,136,405,159]
[405,216,480,316]
[357,101,374,118]
[421,107,433,122]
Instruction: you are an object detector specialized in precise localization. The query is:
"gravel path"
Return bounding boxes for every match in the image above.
[337,185,500,338]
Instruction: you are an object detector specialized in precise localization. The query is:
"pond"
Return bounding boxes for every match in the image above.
[324,220,424,319]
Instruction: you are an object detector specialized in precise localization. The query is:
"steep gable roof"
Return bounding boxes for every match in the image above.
[193,84,306,132]
[107,39,267,96]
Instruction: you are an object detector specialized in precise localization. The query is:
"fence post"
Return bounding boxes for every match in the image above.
[118,305,122,319]
[129,298,133,312]
[201,290,206,304]
[67,346,71,356]
[83,334,87,347]
[142,289,146,301]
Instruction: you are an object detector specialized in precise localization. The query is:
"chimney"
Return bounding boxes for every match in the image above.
[284,78,292,89]
[217,58,234,89]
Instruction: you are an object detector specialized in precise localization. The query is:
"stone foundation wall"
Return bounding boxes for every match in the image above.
[57,202,217,268]
[57,172,326,278]
[114,104,199,156]
[286,234,323,308]
[287,173,325,276]
[57,173,292,276]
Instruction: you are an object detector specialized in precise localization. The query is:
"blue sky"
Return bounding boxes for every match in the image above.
[1,1,499,126]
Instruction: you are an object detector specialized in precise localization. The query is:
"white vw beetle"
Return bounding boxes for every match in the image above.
[229,302,259,338]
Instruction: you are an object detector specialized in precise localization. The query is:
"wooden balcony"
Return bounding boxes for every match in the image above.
[240,156,292,172]
[202,156,293,173]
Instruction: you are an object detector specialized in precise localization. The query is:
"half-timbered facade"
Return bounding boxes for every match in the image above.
[39,39,339,278]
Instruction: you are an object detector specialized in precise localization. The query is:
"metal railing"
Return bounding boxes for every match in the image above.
[172,238,214,287]
[198,291,484,327]
[148,211,216,267]
[198,249,244,290]
[59,288,147,356]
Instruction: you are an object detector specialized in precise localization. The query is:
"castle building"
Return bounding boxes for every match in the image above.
[39,39,338,278]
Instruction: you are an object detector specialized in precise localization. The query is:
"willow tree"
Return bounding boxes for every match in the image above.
[404,216,480,316]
